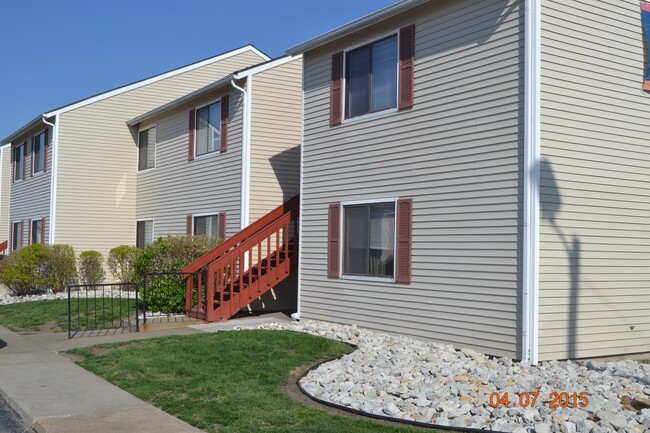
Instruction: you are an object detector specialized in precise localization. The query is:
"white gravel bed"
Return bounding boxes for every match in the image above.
[235,320,650,433]
[0,284,137,305]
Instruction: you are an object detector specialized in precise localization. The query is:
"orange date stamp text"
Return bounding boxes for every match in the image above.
[489,392,589,409]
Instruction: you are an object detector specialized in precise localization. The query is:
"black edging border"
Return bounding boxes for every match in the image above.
[295,343,507,433]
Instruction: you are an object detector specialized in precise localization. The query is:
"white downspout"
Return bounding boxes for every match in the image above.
[230,78,251,230]
[522,0,541,364]
[42,114,59,245]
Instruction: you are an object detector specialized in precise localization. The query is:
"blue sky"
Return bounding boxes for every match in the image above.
[0,0,396,140]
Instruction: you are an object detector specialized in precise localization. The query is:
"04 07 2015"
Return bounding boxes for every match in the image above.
[489,391,589,409]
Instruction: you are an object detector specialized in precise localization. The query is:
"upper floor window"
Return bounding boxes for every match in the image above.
[32,132,46,174]
[138,127,156,171]
[195,101,221,157]
[14,143,25,181]
[345,35,398,119]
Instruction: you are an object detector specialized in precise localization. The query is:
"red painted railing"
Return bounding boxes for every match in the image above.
[0,240,8,256]
[184,195,299,321]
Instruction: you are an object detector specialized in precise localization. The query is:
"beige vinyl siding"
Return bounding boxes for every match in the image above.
[55,50,264,278]
[0,146,11,243]
[136,88,244,238]
[300,0,524,358]
[538,0,650,360]
[9,126,53,247]
[248,57,302,221]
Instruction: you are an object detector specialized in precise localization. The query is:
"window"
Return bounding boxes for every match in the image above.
[345,35,397,119]
[343,202,395,278]
[12,222,20,250]
[14,143,25,181]
[138,127,156,171]
[32,132,46,174]
[31,219,43,244]
[136,220,153,250]
[194,215,219,237]
[195,101,221,157]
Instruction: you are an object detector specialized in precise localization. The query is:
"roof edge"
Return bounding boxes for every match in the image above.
[1,115,48,145]
[286,0,428,55]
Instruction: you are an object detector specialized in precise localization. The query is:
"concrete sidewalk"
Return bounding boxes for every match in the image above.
[0,312,291,433]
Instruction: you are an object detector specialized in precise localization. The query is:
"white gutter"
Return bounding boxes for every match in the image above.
[522,0,541,365]
[293,58,307,322]
[230,78,251,230]
[42,115,59,244]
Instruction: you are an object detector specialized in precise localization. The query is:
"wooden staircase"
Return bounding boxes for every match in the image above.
[182,195,299,322]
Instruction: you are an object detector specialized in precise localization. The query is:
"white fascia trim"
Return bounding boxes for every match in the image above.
[234,55,303,79]
[295,58,306,320]
[44,114,59,245]
[45,46,269,118]
[230,77,252,231]
[522,0,541,365]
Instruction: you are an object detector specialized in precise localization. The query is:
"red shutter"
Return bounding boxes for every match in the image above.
[30,137,34,177]
[395,199,413,284]
[220,95,229,153]
[186,214,193,236]
[41,218,45,244]
[22,143,26,180]
[217,212,226,239]
[330,52,344,126]
[44,129,49,172]
[327,203,341,278]
[398,24,416,110]
[188,109,195,161]
[28,219,32,245]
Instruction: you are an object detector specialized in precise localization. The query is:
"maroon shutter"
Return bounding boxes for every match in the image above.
[22,143,26,180]
[188,109,195,161]
[220,95,229,153]
[398,24,416,110]
[186,214,193,236]
[327,203,341,278]
[40,218,45,244]
[330,52,344,126]
[43,129,49,172]
[395,199,413,284]
[30,137,34,177]
[217,212,226,239]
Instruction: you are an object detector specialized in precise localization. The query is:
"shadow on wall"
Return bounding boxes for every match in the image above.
[269,145,300,203]
[540,158,581,359]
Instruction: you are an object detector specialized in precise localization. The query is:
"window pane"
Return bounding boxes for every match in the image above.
[196,106,210,156]
[343,206,369,275]
[194,215,218,237]
[371,36,397,112]
[136,220,152,249]
[34,133,45,173]
[208,103,221,152]
[31,220,42,244]
[14,145,24,180]
[12,223,19,250]
[369,204,395,277]
[138,128,155,171]
[346,46,370,118]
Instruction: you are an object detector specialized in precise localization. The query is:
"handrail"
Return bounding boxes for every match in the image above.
[182,195,299,273]
[0,240,7,254]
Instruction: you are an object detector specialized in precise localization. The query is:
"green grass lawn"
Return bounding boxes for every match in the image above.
[67,330,432,433]
[0,298,136,334]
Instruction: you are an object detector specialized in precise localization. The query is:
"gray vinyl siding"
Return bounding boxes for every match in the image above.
[538,0,650,360]
[300,0,524,358]
[248,57,302,221]
[9,125,52,247]
[136,89,243,239]
[55,50,264,278]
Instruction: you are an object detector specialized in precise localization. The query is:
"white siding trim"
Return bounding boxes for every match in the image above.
[296,58,306,320]
[523,0,541,364]
[45,46,269,118]
[45,115,59,245]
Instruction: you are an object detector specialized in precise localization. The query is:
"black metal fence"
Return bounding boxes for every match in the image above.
[67,282,139,338]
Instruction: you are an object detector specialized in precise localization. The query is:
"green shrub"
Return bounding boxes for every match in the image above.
[44,244,77,293]
[0,244,49,295]
[136,235,222,314]
[78,250,105,285]
[107,245,141,283]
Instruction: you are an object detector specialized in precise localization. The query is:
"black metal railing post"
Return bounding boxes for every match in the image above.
[67,285,72,339]
[142,274,147,325]
[135,281,140,332]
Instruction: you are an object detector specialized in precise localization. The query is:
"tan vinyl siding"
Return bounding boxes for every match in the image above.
[300,0,524,358]
[249,57,302,221]
[136,88,244,238]
[0,146,11,243]
[538,0,650,360]
[9,126,53,246]
[54,50,264,278]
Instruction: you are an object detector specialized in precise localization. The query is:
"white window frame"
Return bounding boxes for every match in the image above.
[14,143,25,181]
[135,219,154,249]
[137,125,157,173]
[192,212,221,237]
[30,219,43,245]
[339,198,397,283]
[32,131,46,176]
[341,30,400,125]
[193,98,222,160]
